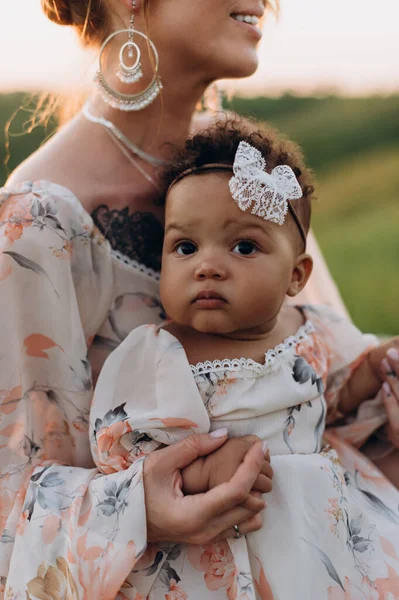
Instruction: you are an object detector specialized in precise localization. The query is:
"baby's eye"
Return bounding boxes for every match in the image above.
[175,241,197,256]
[232,240,258,255]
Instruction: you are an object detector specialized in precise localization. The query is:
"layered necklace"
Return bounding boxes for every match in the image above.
[82,102,168,193]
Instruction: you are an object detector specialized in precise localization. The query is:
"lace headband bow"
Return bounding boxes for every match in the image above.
[229,141,303,226]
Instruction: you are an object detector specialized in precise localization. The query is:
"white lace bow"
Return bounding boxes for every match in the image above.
[229,141,303,225]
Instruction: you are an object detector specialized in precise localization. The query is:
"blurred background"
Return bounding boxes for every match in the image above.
[0,0,398,334]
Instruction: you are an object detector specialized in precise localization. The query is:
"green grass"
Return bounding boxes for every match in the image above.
[312,145,399,334]
[226,95,399,174]
[1,92,398,334]
[0,93,56,185]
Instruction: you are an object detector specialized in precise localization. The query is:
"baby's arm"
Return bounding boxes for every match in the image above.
[338,338,399,414]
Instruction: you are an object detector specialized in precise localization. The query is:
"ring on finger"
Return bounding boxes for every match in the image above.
[232,524,242,539]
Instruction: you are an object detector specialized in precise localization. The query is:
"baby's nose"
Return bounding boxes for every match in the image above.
[195,261,227,280]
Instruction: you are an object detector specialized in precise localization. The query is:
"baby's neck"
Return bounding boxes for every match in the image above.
[163,306,305,366]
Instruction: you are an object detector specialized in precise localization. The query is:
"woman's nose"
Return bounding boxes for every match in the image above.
[195,261,227,281]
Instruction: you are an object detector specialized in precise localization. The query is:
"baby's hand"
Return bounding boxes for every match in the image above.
[182,435,273,506]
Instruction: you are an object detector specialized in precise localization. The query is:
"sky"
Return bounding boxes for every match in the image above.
[0,0,398,96]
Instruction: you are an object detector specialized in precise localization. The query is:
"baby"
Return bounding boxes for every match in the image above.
[92,119,399,599]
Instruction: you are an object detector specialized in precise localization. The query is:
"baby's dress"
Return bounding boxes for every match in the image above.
[93,306,399,600]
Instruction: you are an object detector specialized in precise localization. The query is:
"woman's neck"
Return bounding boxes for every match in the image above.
[88,75,209,162]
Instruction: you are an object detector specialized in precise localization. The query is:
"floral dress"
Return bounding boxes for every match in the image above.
[92,309,399,600]
[0,181,165,599]
[0,181,397,600]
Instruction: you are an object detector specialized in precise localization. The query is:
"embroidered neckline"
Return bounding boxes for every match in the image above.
[190,320,315,376]
[111,249,160,281]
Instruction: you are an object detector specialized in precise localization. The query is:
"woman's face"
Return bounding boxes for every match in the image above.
[145,0,268,82]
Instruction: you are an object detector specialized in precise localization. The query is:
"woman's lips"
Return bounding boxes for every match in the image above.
[193,291,227,309]
[230,16,262,41]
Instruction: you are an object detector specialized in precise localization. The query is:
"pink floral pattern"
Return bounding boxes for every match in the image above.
[0,182,163,599]
[188,542,238,599]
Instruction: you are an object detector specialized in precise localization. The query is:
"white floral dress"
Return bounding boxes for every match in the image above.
[92,309,399,600]
[0,181,398,600]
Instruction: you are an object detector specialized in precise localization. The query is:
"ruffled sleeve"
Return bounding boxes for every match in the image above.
[91,325,210,466]
[304,305,387,448]
[0,182,151,599]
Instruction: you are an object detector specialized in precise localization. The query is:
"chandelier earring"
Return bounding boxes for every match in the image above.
[95,0,162,111]
[116,1,143,84]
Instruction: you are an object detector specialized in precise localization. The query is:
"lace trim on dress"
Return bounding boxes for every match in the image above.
[111,249,160,281]
[190,320,316,376]
[91,204,164,273]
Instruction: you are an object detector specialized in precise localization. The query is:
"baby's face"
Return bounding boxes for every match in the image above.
[160,171,305,336]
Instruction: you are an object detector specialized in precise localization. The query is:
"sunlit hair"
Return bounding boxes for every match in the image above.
[162,116,315,238]
[41,0,111,47]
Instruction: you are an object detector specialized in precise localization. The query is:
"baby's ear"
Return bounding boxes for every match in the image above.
[286,253,313,297]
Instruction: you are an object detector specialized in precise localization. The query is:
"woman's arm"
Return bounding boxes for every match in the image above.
[369,349,399,489]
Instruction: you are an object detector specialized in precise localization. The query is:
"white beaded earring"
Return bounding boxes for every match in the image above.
[116,0,143,84]
[95,0,162,111]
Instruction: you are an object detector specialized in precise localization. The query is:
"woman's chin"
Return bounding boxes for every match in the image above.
[220,55,259,80]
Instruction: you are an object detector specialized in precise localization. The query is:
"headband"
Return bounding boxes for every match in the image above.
[168,142,307,248]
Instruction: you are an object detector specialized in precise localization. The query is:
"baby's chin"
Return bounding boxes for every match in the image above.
[188,315,237,336]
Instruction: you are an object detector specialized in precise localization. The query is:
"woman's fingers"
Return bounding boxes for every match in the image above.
[213,513,263,542]
[241,490,267,512]
[156,430,228,474]
[383,348,399,377]
[212,500,265,534]
[199,441,267,520]
[381,349,399,448]
[382,381,399,447]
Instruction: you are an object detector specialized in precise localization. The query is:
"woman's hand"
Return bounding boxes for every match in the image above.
[144,429,268,545]
[381,348,399,447]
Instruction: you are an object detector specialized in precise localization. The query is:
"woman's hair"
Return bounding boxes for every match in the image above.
[162,116,315,235]
[41,0,111,47]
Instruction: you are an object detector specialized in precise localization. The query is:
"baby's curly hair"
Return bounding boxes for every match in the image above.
[163,117,315,236]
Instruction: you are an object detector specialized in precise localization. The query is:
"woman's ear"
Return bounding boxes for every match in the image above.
[286,253,313,297]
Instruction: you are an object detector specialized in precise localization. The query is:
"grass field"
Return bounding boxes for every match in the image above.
[1,93,398,334]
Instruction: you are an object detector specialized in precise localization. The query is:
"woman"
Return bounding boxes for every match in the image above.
[0,0,397,598]
[0,1,275,597]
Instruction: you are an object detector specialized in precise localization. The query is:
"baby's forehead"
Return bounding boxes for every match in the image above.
[165,171,243,219]
[164,172,300,248]
[165,172,280,234]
